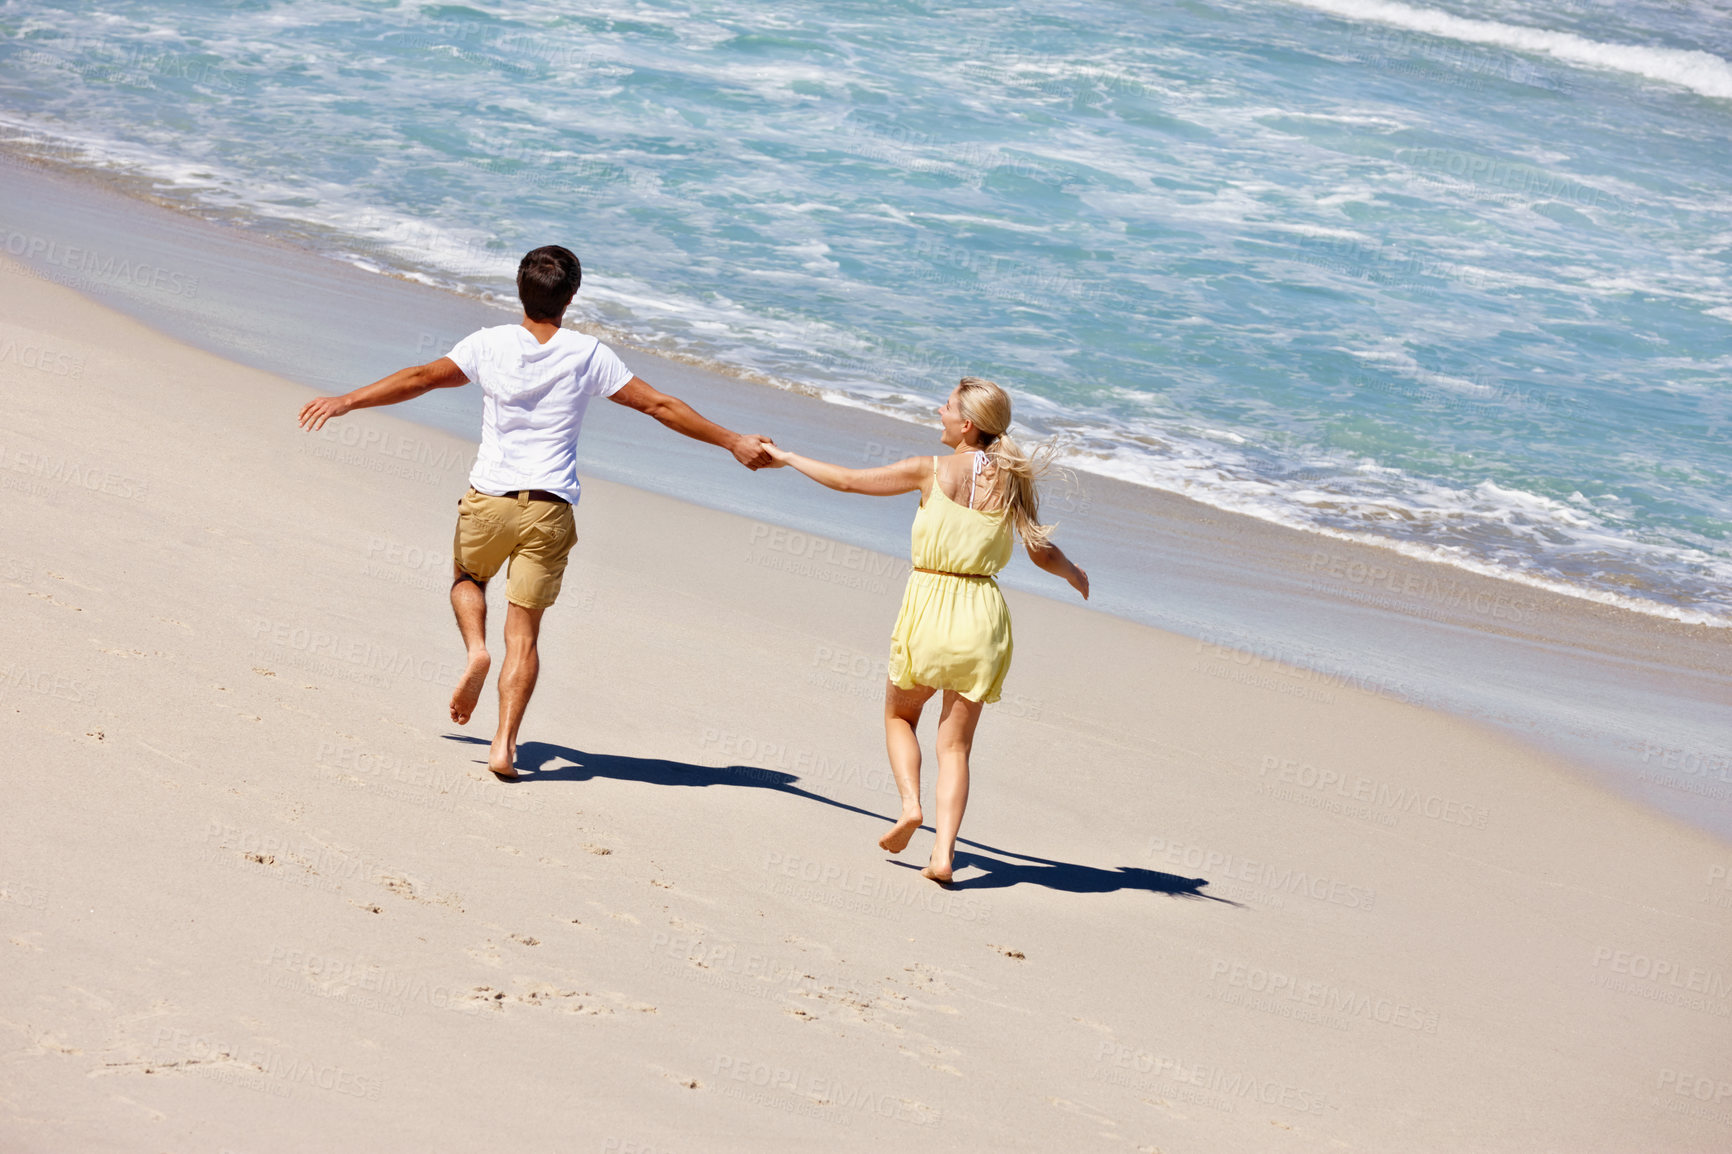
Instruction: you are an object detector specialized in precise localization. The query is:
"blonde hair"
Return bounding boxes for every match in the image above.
[954,376,1060,550]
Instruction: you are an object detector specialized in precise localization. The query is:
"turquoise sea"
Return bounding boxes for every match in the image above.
[1,0,1728,621]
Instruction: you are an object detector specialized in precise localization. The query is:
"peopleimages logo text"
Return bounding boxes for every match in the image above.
[1,230,199,297]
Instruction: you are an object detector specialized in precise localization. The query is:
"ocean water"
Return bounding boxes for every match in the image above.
[1,0,1728,622]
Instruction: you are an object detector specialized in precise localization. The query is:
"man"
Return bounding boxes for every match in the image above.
[297,245,774,778]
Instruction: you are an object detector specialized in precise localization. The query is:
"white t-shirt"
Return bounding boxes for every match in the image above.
[446,325,634,504]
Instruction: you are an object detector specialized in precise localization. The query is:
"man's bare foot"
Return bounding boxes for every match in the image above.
[921,860,954,885]
[879,812,923,854]
[450,651,490,725]
[488,737,517,779]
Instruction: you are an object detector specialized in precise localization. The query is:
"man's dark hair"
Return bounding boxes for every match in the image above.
[517,245,582,322]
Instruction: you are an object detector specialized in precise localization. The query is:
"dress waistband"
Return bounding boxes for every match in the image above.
[912,566,995,580]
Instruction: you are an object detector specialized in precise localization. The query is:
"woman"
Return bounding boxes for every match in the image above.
[764,377,1089,883]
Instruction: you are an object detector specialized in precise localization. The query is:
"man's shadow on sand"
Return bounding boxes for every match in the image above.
[447,735,1236,905]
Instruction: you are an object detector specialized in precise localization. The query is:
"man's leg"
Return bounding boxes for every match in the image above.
[450,488,514,726]
[489,601,545,778]
[488,494,571,776]
[449,565,491,725]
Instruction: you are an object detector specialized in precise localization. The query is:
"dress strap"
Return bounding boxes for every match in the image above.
[969,449,988,510]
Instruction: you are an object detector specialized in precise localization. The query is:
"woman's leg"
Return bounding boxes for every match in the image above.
[924,690,984,883]
[880,681,937,853]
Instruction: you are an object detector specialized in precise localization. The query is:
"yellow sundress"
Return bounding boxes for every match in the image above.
[887,454,1015,703]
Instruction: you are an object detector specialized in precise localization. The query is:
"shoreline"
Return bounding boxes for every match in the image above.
[0,138,1724,631]
[0,154,1728,843]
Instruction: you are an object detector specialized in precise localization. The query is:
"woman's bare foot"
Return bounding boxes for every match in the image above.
[920,859,954,885]
[487,736,517,779]
[878,811,923,854]
[921,845,955,884]
[449,650,491,725]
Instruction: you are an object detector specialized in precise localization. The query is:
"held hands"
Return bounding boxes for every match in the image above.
[297,395,352,432]
[732,433,783,470]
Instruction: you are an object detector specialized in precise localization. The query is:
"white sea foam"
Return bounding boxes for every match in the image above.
[1063,442,1732,628]
[804,370,1732,628]
[1284,0,1732,100]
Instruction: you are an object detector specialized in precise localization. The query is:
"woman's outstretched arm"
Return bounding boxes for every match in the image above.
[764,445,930,497]
[1025,538,1090,600]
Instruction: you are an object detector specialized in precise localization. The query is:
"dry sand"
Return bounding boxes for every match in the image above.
[2,257,1729,1152]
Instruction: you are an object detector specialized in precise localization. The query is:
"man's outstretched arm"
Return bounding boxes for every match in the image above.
[297,357,470,431]
[608,376,776,469]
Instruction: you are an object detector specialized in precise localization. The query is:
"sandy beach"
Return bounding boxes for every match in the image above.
[3,240,1730,1154]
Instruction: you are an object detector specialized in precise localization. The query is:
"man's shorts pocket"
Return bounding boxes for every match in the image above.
[454,490,516,581]
[507,502,576,608]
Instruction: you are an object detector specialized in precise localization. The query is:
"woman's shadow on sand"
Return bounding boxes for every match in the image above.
[446,735,1234,904]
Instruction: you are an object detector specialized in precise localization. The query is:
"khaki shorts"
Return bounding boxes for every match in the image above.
[453,488,577,609]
